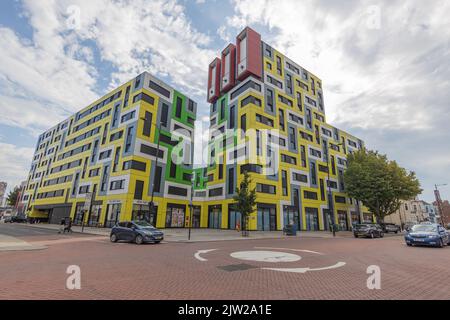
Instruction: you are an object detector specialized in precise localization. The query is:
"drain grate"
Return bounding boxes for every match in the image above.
[217,263,258,272]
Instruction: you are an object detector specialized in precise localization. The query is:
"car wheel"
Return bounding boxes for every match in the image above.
[380,232,384,238]
[135,235,144,245]
[354,233,358,238]
[110,234,118,243]
[406,243,412,246]
[154,241,161,244]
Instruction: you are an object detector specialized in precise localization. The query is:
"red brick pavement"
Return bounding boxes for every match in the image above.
[0,235,449,300]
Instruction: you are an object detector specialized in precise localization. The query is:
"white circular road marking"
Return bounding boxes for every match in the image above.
[230,250,301,263]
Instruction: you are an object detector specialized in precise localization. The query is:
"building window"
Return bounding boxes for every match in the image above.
[149,80,170,98]
[170,161,177,178]
[220,99,225,120]
[110,180,125,190]
[229,106,235,129]
[161,103,169,127]
[125,126,134,153]
[310,161,317,185]
[241,95,262,108]
[240,114,246,138]
[279,109,285,131]
[304,191,318,200]
[228,167,234,194]
[134,180,144,200]
[256,183,276,195]
[289,127,296,150]
[267,88,274,112]
[112,147,121,172]
[282,170,288,196]
[176,97,182,118]
[143,111,152,137]
[276,56,282,75]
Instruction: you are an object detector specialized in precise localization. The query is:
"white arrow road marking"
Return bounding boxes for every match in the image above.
[254,247,324,255]
[262,261,346,273]
[194,249,218,262]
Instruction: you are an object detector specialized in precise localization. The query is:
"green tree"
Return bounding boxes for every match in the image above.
[6,186,20,207]
[233,171,257,237]
[344,148,422,223]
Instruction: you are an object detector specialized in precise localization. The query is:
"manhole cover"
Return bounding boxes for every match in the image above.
[217,263,258,272]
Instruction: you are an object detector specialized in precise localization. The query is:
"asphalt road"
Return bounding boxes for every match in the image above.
[0,223,61,237]
[1,224,449,300]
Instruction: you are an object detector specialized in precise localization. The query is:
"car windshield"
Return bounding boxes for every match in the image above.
[411,225,437,232]
[133,221,156,229]
[356,224,370,228]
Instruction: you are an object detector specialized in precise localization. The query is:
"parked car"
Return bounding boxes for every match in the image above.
[404,223,449,248]
[110,221,164,244]
[10,216,27,223]
[380,223,400,234]
[353,224,384,238]
[404,222,416,232]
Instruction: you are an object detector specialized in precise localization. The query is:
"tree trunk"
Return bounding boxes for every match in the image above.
[241,215,249,237]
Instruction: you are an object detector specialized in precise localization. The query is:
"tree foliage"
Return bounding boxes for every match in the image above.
[6,186,20,207]
[344,148,422,222]
[233,171,257,236]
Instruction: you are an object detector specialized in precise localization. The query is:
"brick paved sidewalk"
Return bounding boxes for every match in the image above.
[25,223,375,242]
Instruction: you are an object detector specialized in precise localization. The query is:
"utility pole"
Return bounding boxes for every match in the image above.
[326,142,343,237]
[188,172,195,241]
[148,121,162,224]
[434,184,447,227]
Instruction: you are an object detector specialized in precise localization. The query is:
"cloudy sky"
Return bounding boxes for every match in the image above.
[0,0,449,202]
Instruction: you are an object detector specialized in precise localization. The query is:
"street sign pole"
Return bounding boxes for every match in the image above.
[82,192,93,233]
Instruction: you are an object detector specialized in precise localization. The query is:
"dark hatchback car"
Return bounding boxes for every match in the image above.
[354,223,384,238]
[110,221,164,245]
[405,223,449,248]
[10,216,27,223]
[380,223,400,234]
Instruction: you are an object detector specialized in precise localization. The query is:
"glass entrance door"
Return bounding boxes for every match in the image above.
[305,207,319,231]
[338,210,348,231]
[105,203,121,228]
[257,205,277,231]
[166,205,186,228]
[208,205,222,229]
[229,207,242,230]
[283,206,299,229]
[192,206,201,228]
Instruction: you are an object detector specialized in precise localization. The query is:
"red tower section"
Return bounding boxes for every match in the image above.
[236,27,262,81]
[207,58,221,104]
[220,44,236,93]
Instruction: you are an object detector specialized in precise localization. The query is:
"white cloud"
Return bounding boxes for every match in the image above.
[220,0,450,201]
[0,141,35,194]
[0,0,217,191]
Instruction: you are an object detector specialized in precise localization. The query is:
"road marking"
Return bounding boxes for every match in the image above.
[262,261,346,273]
[194,249,218,261]
[230,250,301,263]
[254,247,323,255]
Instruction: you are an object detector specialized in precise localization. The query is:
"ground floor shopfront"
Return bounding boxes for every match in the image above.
[29,198,374,232]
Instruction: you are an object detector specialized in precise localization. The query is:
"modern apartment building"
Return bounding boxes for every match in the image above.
[23,26,368,231]
[23,72,198,227]
[385,198,438,228]
[203,27,368,232]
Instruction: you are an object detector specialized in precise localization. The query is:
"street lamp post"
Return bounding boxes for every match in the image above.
[142,117,162,224]
[188,172,195,241]
[326,142,343,237]
[434,183,447,227]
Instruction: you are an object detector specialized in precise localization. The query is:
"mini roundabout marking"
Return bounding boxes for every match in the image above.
[194,246,346,274]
